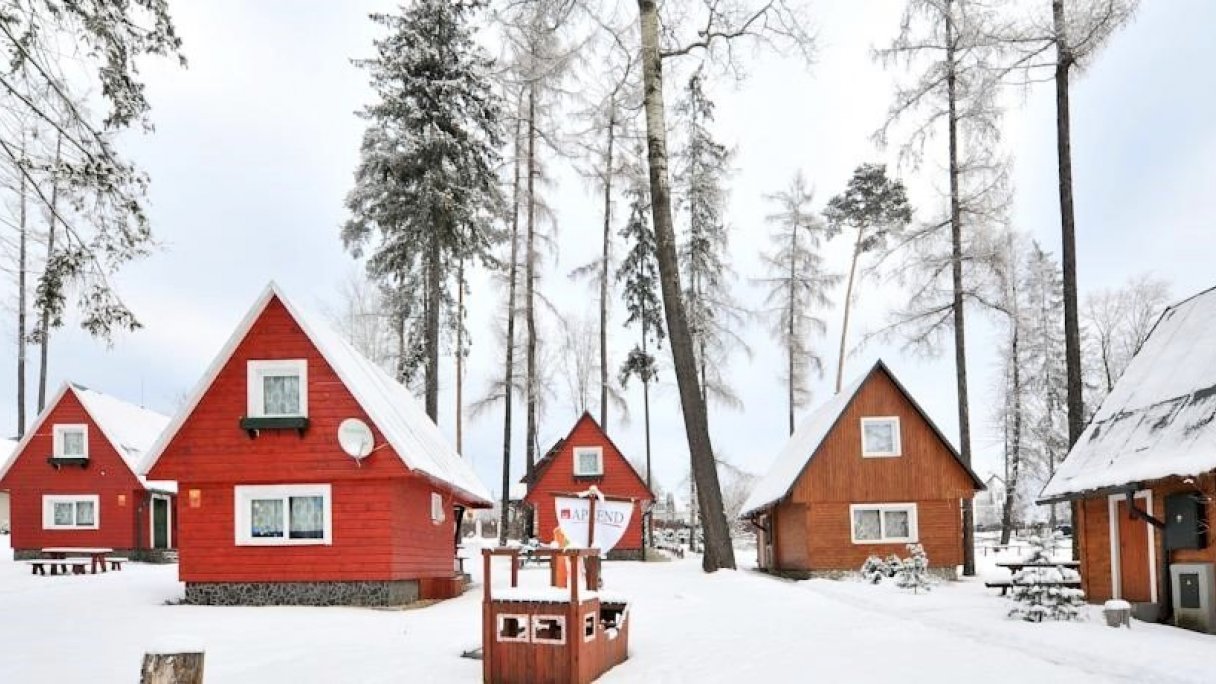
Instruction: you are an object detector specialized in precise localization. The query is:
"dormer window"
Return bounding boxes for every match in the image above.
[53,424,88,459]
[573,446,603,477]
[247,360,308,418]
[861,417,901,457]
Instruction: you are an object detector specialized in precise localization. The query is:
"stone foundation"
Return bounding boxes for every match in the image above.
[607,548,645,561]
[184,580,421,606]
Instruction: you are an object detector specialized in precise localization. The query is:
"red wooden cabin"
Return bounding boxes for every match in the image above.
[1041,287,1216,628]
[741,360,984,576]
[142,283,492,606]
[0,384,175,561]
[522,413,654,559]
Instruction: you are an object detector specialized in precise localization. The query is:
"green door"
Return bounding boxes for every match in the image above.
[152,497,170,549]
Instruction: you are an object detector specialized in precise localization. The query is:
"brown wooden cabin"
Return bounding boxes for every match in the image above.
[482,547,629,684]
[741,360,983,576]
[1041,287,1216,628]
[522,413,654,560]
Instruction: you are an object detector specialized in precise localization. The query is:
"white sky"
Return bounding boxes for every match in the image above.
[3,0,1214,502]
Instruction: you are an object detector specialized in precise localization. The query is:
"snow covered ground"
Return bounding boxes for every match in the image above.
[1,534,1213,683]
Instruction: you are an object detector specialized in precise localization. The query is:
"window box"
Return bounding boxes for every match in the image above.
[42,495,100,530]
[234,484,332,546]
[47,456,90,469]
[861,417,902,457]
[239,415,310,437]
[850,503,918,544]
[573,446,604,477]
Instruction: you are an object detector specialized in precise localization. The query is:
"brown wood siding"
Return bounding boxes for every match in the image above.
[769,368,976,571]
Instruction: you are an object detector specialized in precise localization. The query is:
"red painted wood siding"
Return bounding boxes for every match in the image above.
[0,391,152,551]
[149,296,459,582]
[525,415,653,551]
[774,369,976,570]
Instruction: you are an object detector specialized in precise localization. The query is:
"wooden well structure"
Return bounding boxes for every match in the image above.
[481,547,630,684]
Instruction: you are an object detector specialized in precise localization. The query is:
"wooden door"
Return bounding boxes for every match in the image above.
[775,504,807,570]
[152,497,170,549]
[1115,499,1152,602]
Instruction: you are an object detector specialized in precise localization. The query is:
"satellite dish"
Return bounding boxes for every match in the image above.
[338,418,374,459]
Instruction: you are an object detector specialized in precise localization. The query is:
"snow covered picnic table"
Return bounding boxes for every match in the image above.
[40,547,115,574]
[996,560,1081,573]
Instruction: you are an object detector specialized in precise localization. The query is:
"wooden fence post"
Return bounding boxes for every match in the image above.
[140,650,205,684]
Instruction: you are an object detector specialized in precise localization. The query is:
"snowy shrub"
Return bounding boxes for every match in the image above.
[894,543,932,593]
[1007,535,1085,622]
[860,556,888,583]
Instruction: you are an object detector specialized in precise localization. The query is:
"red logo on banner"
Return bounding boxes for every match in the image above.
[560,509,571,519]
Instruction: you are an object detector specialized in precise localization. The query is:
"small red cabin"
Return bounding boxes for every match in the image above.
[522,413,654,559]
[741,361,983,576]
[0,384,175,561]
[142,283,492,606]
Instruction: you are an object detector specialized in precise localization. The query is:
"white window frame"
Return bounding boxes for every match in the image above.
[234,484,332,546]
[42,494,100,530]
[246,359,309,418]
[860,417,902,458]
[572,446,604,477]
[52,424,89,459]
[431,492,446,524]
[531,615,567,645]
[583,612,597,642]
[849,503,918,544]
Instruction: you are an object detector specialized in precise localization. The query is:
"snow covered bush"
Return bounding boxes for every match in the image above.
[860,556,888,583]
[894,544,932,593]
[1007,534,1085,622]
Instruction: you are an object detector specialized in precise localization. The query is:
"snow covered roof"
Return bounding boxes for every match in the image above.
[740,360,982,518]
[1041,286,1216,501]
[140,283,492,506]
[0,384,173,492]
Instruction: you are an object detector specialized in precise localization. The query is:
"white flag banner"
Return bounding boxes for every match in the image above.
[554,494,634,553]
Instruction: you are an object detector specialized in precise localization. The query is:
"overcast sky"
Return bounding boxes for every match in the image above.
[3,1,1214,503]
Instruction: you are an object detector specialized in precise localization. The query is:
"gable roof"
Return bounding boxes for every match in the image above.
[740,360,984,518]
[140,283,492,506]
[1041,286,1216,502]
[0,383,174,492]
[523,412,655,501]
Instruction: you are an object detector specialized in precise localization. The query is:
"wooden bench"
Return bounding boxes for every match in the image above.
[25,559,51,576]
[105,557,127,571]
[985,578,1082,596]
[28,558,92,575]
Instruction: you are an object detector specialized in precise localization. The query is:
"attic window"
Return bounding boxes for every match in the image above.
[573,446,603,477]
[52,424,88,459]
[861,417,901,457]
[247,360,308,418]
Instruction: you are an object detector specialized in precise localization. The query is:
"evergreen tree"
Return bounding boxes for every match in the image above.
[1008,533,1085,622]
[758,172,839,434]
[675,68,744,412]
[894,543,933,593]
[823,163,912,392]
[343,0,503,420]
[617,155,664,503]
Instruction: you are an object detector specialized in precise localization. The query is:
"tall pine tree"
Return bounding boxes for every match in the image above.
[343,1,502,420]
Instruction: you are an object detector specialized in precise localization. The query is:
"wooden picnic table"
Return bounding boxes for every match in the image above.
[41,547,114,574]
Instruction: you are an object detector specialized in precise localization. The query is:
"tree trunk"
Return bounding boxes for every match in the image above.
[424,230,441,421]
[787,224,798,433]
[1001,317,1022,546]
[500,102,525,546]
[393,298,407,383]
[642,321,653,549]
[525,84,539,480]
[834,231,864,393]
[600,103,615,430]
[140,651,204,684]
[456,259,465,454]
[638,0,734,571]
[16,140,28,437]
[945,2,977,577]
[37,133,62,413]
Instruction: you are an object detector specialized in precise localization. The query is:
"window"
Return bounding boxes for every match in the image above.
[573,446,603,477]
[850,503,917,544]
[497,614,529,643]
[584,613,597,642]
[431,492,446,524]
[247,360,308,418]
[234,484,332,545]
[52,424,89,459]
[42,495,99,530]
[532,616,566,645]
[861,417,901,457]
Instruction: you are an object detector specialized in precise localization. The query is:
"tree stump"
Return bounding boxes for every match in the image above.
[1103,599,1132,628]
[140,650,205,684]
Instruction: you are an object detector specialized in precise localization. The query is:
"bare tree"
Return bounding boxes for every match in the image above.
[559,313,598,417]
[757,172,838,434]
[1083,273,1169,397]
[636,0,813,572]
